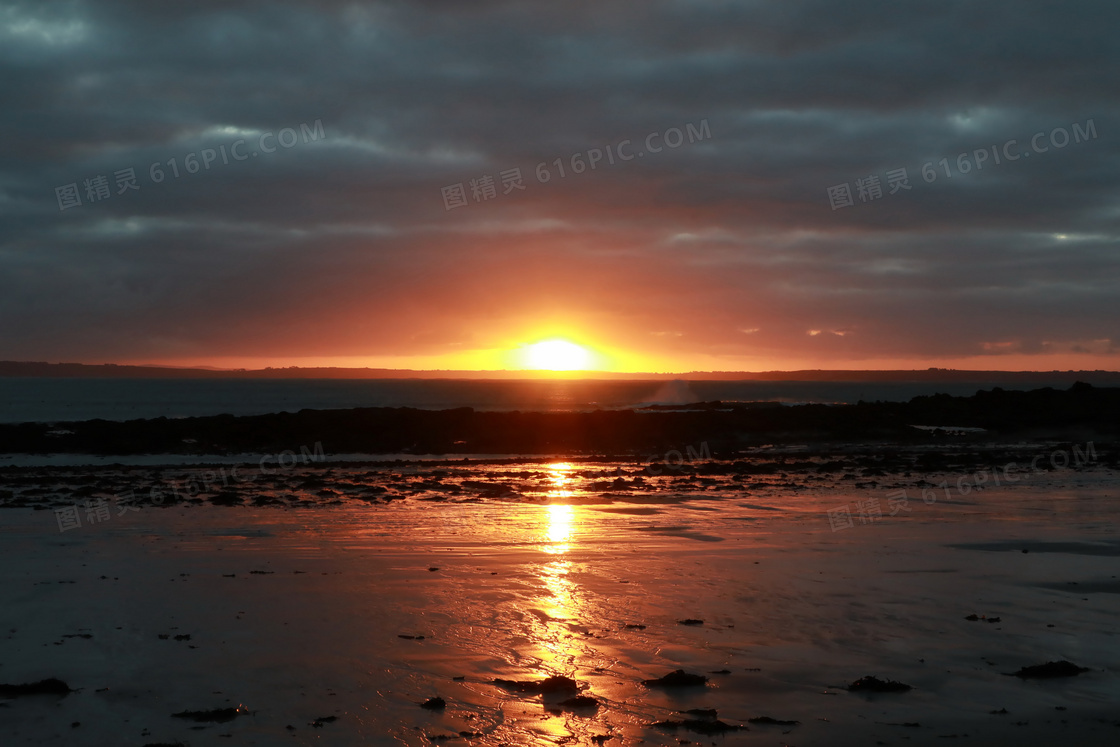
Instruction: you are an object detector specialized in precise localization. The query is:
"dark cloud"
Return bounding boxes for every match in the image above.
[1,0,1118,368]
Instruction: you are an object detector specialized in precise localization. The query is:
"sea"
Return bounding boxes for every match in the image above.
[0,376,1093,424]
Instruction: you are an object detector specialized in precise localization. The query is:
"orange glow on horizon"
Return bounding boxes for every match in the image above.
[116,350,1120,376]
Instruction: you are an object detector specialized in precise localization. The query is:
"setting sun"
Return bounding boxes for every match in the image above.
[522,339,592,371]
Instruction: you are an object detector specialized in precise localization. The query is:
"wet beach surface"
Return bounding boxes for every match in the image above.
[1,455,1118,745]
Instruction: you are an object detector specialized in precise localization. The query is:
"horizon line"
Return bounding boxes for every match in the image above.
[3,360,1120,378]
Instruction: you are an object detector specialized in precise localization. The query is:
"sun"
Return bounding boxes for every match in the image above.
[523,339,592,371]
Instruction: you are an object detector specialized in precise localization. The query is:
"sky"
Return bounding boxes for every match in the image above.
[1,0,1118,373]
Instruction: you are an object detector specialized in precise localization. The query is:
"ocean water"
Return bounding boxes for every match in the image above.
[0,376,1083,424]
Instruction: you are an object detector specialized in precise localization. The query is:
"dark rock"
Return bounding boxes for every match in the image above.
[0,678,72,698]
[310,716,338,727]
[493,676,580,695]
[1008,661,1089,679]
[642,670,708,688]
[652,718,744,735]
[677,619,704,626]
[748,716,800,725]
[420,697,446,710]
[554,695,599,710]
[847,676,912,693]
[965,613,1001,623]
[209,492,243,506]
[171,706,248,722]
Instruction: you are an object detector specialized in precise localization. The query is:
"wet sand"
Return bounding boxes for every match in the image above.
[1,462,1118,745]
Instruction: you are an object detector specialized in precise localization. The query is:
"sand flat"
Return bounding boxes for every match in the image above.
[1,468,1118,745]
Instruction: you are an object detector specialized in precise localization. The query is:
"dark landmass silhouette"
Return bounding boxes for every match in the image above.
[1,383,1117,456]
[3,360,1120,384]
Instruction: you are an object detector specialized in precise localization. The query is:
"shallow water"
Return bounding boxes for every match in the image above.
[1,464,1119,745]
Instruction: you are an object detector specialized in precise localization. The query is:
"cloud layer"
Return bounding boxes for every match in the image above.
[2,0,1118,370]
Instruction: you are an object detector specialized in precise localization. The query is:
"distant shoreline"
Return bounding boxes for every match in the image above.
[2,383,1118,456]
[4,360,1120,383]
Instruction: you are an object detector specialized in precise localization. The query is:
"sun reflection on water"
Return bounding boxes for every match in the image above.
[532,465,589,671]
[543,463,577,554]
[545,504,573,551]
[546,461,576,494]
